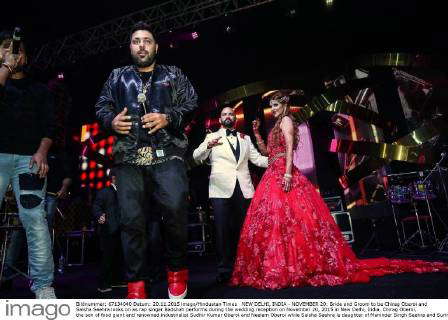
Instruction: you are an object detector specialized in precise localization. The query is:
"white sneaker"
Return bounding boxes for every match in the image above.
[35,286,57,299]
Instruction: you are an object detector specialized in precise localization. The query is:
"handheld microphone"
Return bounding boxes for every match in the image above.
[12,27,22,55]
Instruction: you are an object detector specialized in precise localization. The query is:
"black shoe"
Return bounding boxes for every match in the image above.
[216,273,231,284]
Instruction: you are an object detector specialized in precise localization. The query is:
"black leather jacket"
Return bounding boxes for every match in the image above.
[95,64,198,164]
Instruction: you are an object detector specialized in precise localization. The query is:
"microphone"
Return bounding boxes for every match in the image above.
[12,27,22,55]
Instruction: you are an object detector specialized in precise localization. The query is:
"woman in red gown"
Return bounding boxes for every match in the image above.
[230,91,448,290]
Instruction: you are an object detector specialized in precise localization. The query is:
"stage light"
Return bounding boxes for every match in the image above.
[262,90,278,99]
[57,72,64,80]
[325,0,334,8]
[280,0,299,18]
[233,100,243,110]
[286,8,297,17]
[191,32,199,40]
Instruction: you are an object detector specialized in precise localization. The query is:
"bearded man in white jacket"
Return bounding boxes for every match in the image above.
[193,107,268,284]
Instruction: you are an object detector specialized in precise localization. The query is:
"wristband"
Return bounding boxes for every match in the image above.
[1,63,13,74]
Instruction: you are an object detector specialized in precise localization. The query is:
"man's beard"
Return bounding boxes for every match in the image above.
[222,118,235,128]
[132,51,156,68]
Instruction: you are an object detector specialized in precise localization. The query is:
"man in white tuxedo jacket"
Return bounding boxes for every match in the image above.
[193,107,268,284]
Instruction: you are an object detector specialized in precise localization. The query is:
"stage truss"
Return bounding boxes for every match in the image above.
[32,0,275,69]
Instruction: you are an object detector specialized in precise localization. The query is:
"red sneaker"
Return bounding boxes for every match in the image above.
[127,281,147,299]
[167,269,188,299]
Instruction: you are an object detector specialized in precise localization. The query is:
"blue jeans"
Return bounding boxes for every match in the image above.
[0,153,54,292]
[45,194,58,237]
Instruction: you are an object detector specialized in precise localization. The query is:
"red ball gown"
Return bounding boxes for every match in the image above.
[230,126,448,290]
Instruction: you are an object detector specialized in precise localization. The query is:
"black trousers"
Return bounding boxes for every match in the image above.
[211,180,250,275]
[115,159,189,282]
[98,231,122,287]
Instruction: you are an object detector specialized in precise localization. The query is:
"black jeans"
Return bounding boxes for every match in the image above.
[115,159,189,282]
[211,180,250,275]
[98,231,123,287]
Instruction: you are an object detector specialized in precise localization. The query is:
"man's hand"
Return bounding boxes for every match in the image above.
[29,152,49,178]
[112,107,131,135]
[0,41,20,71]
[98,213,106,224]
[207,137,223,149]
[56,186,69,199]
[141,113,168,134]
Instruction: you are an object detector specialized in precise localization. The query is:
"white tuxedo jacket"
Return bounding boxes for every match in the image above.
[193,127,268,199]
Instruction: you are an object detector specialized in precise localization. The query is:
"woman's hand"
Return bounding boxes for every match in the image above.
[252,119,260,133]
[282,173,292,192]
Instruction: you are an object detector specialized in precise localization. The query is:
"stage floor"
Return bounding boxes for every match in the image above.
[1,250,448,299]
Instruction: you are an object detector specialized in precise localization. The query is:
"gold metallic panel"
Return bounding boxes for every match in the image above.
[217,78,308,105]
[394,118,446,146]
[330,139,433,164]
[325,100,386,128]
[352,53,431,68]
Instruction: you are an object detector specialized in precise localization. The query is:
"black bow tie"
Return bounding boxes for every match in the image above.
[226,129,237,137]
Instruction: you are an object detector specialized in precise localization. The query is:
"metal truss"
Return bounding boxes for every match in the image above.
[32,0,275,69]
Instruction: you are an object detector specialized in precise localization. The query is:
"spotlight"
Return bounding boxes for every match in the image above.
[224,25,234,34]
[191,32,199,40]
[57,72,64,80]
[285,8,297,18]
[325,0,334,8]
[280,0,299,18]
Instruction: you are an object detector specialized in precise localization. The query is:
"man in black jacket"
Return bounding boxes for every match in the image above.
[92,169,122,293]
[95,21,198,299]
[0,30,56,298]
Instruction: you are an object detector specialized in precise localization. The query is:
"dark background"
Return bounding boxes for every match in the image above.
[1,0,446,127]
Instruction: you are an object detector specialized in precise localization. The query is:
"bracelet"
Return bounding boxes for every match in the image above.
[1,63,13,74]
[284,173,292,178]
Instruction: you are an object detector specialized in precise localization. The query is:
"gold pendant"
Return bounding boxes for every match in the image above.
[137,93,146,104]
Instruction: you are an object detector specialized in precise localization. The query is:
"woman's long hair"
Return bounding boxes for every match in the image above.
[270,90,300,149]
